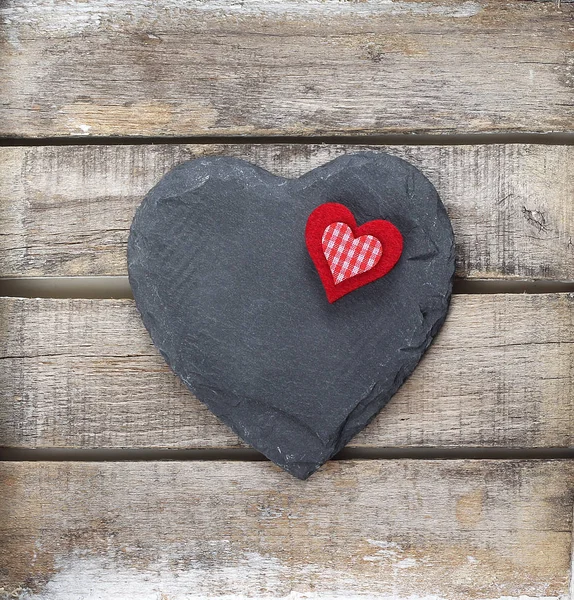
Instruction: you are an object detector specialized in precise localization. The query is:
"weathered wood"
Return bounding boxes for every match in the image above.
[0,460,572,599]
[0,0,572,137]
[1,294,572,450]
[1,144,573,279]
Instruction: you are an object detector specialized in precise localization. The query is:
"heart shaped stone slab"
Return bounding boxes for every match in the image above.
[128,152,455,479]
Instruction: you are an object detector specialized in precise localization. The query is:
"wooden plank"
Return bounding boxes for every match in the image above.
[1,144,573,279]
[0,0,572,137]
[1,294,572,450]
[0,460,572,598]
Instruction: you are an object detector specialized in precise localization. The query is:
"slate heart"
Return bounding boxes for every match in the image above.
[306,202,404,302]
[128,152,455,479]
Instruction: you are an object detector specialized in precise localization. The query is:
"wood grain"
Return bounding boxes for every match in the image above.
[2,144,573,279]
[0,460,572,599]
[1,294,572,451]
[1,0,573,137]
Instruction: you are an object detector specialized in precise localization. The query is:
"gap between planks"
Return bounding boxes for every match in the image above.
[1,132,574,147]
[1,447,574,463]
[1,277,573,299]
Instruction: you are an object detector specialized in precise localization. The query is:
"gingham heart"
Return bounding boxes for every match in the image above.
[306,203,404,303]
[322,222,383,284]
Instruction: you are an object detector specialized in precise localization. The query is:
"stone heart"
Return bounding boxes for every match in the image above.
[128,152,455,479]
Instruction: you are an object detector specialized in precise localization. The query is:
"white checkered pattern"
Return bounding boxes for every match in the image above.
[321,222,383,284]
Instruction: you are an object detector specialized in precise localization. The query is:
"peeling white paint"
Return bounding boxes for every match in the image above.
[0,0,481,36]
[3,25,21,50]
[395,558,417,569]
[172,0,482,17]
[363,539,403,561]
[79,124,93,134]
[11,553,567,600]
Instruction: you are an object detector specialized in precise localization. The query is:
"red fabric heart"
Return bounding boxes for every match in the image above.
[305,203,403,303]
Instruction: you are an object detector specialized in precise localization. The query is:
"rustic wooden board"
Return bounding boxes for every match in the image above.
[1,294,572,451]
[1,144,573,279]
[0,460,572,599]
[1,0,573,137]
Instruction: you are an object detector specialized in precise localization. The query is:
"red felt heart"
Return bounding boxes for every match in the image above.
[305,203,403,303]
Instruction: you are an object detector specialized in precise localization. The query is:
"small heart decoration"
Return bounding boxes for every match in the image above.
[128,152,455,479]
[306,202,403,302]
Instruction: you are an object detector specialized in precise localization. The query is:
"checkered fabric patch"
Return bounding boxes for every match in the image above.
[321,222,383,285]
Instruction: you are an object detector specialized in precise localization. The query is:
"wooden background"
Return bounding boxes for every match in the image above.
[0,1,573,598]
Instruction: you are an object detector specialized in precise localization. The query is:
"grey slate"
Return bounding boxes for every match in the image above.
[127,152,455,479]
